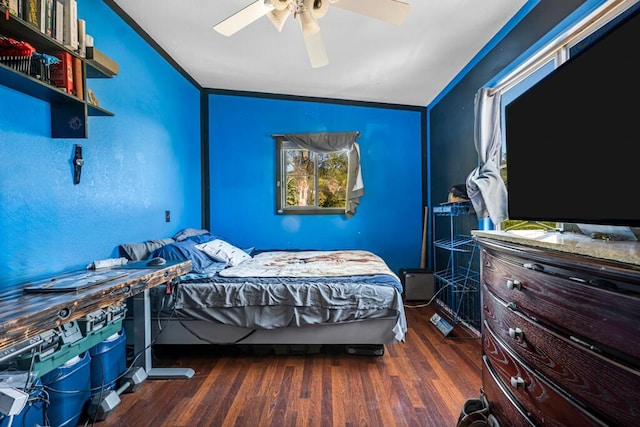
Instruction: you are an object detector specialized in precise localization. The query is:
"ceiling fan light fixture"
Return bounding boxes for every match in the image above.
[309,0,329,19]
[298,7,320,36]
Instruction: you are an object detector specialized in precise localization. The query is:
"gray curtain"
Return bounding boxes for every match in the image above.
[277,132,363,218]
[465,87,508,226]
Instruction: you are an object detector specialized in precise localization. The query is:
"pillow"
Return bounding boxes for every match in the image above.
[150,239,214,273]
[196,239,252,267]
[173,228,210,242]
[185,232,216,244]
[119,238,175,261]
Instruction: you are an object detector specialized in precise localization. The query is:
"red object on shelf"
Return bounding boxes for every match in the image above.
[0,36,36,56]
[49,51,74,94]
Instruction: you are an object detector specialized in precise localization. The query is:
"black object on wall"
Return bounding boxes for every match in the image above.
[73,144,84,185]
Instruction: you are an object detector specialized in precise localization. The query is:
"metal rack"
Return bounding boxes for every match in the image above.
[432,202,481,333]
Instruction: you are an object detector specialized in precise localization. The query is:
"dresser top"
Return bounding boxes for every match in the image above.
[472,230,640,267]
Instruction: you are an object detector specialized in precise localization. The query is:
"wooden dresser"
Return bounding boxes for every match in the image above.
[473,230,640,427]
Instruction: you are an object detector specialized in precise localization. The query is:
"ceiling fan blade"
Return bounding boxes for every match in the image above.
[330,0,410,25]
[214,0,274,36]
[297,6,327,67]
[304,31,329,68]
[303,31,329,68]
[267,8,291,32]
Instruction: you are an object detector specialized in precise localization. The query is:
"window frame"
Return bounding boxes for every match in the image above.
[275,138,349,215]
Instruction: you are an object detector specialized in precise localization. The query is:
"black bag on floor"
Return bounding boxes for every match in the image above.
[456,393,499,427]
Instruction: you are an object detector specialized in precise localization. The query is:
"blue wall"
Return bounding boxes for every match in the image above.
[208,94,424,275]
[0,0,202,289]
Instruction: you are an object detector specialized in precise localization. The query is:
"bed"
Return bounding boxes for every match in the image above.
[119,229,407,355]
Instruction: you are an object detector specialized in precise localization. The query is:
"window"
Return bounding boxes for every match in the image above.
[273,132,363,217]
[276,140,349,214]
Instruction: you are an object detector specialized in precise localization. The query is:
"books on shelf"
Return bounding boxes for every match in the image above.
[72,55,82,99]
[8,0,92,61]
[77,18,86,57]
[21,0,52,36]
[54,0,64,43]
[23,0,39,29]
[40,0,54,37]
[8,0,21,17]
[62,0,77,50]
[50,51,73,94]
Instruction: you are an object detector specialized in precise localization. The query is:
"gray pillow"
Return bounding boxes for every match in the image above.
[118,238,175,261]
[172,228,210,242]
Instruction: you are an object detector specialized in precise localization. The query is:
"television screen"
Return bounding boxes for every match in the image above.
[504,6,640,228]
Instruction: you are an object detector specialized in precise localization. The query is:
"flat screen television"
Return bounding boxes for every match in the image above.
[503,5,640,230]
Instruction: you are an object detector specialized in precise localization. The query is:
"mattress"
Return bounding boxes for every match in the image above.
[153,250,407,343]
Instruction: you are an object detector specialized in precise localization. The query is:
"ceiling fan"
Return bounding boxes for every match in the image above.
[213,0,410,68]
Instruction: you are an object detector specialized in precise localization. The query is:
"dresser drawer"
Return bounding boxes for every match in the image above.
[481,248,640,363]
[483,324,606,426]
[482,355,535,427]
[483,286,640,426]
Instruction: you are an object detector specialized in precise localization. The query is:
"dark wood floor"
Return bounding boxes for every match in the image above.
[90,304,482,427]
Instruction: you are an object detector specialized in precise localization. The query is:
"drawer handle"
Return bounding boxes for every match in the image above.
[506,279,522,290]
[508,327,524,340]
[570,336,601,353]
[510,376,526,389]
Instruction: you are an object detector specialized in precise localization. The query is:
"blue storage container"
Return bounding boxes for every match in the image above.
[89,328,127,395]
[41,351,92,427]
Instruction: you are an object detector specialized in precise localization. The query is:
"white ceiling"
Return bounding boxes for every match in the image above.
[111,0,527,107]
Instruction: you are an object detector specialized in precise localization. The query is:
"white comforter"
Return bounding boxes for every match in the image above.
[219,250,400,278]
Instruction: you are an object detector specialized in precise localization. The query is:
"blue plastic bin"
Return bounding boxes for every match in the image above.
[90,328,127,395]
[41,351,92,427]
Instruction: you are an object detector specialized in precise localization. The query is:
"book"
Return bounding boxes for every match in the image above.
[23,0,40,29]
[72,55,83,99]
[8,0,20,16]
[49,51,73,94]
[54,0,64,43]
[77,18,85,57]
[41,0,53,37]
[38,0,45,33]
[62,0,77,51]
